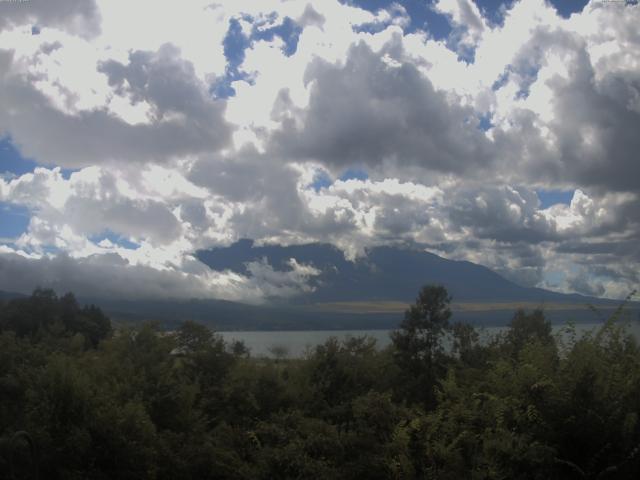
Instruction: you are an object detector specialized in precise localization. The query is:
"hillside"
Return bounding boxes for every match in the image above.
[2,241,635,331]
[197,240,612,304]
[87,241,636,330]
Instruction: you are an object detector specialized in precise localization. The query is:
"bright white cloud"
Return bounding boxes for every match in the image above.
[0,0,638,300]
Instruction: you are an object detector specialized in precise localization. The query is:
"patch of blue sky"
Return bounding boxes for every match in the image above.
[1,136,38,178]
[0,136,77,180]
[515,60,542,99]
[474,1,590,27]
[490,63,540,99]
[353,21,391,35]
[308,168,369,190]
[225,17,251,70]
[478,112,494,131]
[211,17,252,99]
[310,171,333,191]
[341,0,452,39]
[213,13,302,99]
[251,16,303,56]
[537,189,574,209]
[479,1,620,27]
[455,43,477,64]
[547,0,590,18]
[491,69,510,91]
[339,168,369,182]
[90,230,139,250]
[58,167,78,180]
[474,0,517,27]
[0,202,30,241]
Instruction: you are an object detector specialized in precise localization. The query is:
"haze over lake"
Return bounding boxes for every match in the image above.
[221,321,640,358]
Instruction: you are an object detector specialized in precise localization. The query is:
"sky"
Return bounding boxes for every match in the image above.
[0,0,639,302]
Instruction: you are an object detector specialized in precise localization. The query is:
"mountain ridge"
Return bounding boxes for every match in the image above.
[196,240,609,305]
[1,241,635,330]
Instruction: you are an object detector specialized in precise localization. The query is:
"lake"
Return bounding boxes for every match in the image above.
[220,321,640,358]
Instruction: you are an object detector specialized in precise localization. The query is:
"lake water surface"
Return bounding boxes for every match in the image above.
[220,321,640,358]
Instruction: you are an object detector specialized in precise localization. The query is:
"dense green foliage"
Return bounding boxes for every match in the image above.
[1,287,639,479]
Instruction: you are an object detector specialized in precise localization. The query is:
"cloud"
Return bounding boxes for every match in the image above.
[0,249,321,303]
[435,0,487,56]
[566,268,607,297]
[244,258,321,299]
[487,5,640,193]
[98,44,219,126]
[270,42,493,174]
[0,42,231,168]
[0,0,639,301]
[1,166,186,248]
[0,0,101,38]
[297,4,326,30]
[544,50,640,192]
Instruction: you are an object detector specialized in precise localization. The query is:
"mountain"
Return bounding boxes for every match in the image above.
[0,290,27,302]
[176,240,636,330]
[3,243,635,331]
[196,239,601,304]
[79,296,401,331]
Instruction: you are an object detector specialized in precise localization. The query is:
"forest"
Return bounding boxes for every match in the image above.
[1,286,639,479]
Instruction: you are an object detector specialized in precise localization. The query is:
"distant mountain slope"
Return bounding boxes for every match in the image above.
[87,296,637,332]
[79,296,400,331]
[4,243,635,331]
[196,240,605,305]
[0,290,27,301]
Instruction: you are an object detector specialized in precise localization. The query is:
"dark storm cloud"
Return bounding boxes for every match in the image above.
[99,44,220,124]
[548,65,640,193]
[446,185,557,243]
[369,193,432,237]
[188,147,297,204]
[269,42,493,173]
[0,251,207,300]
[466,239,547,288]
[498,26,640,194]
[188,147,360,243]
[65,196,182,245]
[566,272,606,298]
[0,45,231,168]
[557,240,640,259]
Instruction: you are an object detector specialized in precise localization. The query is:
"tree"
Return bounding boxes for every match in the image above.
[391,285,452,408]
[79,304,112,347]
[504,308,553,358]
[176,320,216,353]
[451,321,485,369]
[0,290,111,348]
[308,336,382,410]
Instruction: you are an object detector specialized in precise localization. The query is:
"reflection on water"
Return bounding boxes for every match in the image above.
[220,321,640,358]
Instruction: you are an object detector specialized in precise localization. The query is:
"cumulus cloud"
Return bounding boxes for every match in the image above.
[1,166,186,248]
[435,0,487,55]
[544,50,640,192]
[0,0,639,301]
[0,43,231,168]
[487,3,640,193]
[0,0,101,37]
[0,250,321,302]
[270,42,493,174]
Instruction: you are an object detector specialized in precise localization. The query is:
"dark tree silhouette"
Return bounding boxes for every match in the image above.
[391,285,452,408]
